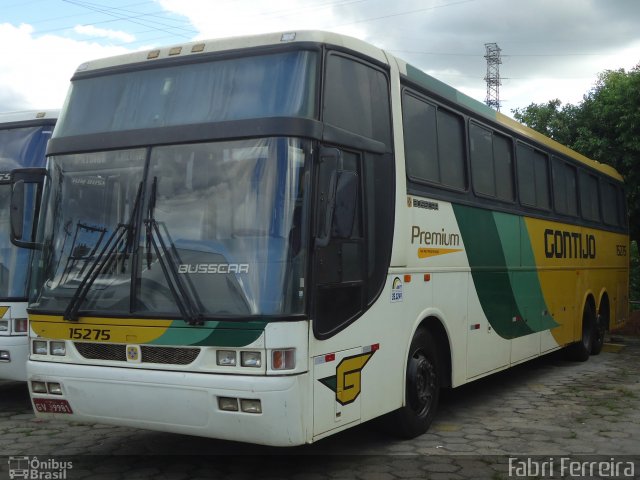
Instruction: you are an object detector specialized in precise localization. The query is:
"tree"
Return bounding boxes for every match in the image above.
[512,99,578,146]
[512,64,640,243]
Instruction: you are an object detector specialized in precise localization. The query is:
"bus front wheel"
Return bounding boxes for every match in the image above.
[391,328,441,438]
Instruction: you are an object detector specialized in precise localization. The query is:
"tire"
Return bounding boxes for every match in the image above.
[591,312,606,355]
[387,328,441,438]
[568,303,595,362]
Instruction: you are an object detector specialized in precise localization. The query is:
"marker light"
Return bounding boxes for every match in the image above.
[31,381,47,393]
[50,341,66,356]
[0,320,8,332]
[33,340,48,355]
[218,397,239,412]
[272,349,296,370]
[14,318,28,333]
[240,351,261,368]
[0,351,9,361]
[216,350,236,366]
[47,383,63,395]
[240,399,262,414]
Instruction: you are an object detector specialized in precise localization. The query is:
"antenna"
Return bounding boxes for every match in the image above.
[484,43,502,111]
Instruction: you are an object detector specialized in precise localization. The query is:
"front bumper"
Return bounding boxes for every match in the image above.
[28,360,310,446]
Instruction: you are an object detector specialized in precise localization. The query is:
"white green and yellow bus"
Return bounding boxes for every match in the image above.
[15,31,627,445]
[0,110,56,381]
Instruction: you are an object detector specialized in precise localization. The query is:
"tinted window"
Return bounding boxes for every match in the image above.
[402,91,466,190]
[517,143,549,210]
[552,158,578,216]
[469,123,514,201]
[403,94,438,182]
[324,53,391,145]
[579,171,600,221]
[601,181,619,226]
[438,109,466,190]
[57,51,318,137]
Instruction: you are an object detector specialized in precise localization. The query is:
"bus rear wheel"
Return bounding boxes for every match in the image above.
[569,303,595,362]
[391,328,441,438]
[591,312,606,355]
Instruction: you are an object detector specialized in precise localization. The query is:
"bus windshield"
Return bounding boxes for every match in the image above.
[31,137,309,319]
[56,50,317,137]
[0,125,52,299]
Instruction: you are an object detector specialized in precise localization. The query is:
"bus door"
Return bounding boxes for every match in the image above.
[311,147,366,437]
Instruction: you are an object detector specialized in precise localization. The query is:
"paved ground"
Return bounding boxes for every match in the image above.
[0,336,639,479]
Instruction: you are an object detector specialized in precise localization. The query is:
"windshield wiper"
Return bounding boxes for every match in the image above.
[63,182,144,321]
[144,176,205,326]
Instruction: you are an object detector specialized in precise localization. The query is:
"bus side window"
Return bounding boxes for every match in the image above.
[579,170,601,222]
[517,143,550,210]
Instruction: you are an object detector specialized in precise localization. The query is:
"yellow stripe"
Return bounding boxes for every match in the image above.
[417,248,463,259]
[29,314,173,344]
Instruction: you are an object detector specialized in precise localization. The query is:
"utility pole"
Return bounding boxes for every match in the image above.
[484,43,502,111]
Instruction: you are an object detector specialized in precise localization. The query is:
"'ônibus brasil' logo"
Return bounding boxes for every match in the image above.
[319,351,375,405]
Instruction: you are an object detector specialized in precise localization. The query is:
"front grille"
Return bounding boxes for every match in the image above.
[141,346,200,365]
[75,342,126,361]
[74,343,200,365]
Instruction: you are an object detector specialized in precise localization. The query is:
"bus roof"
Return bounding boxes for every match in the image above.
[0,109,59,126]
[71,30,622,183]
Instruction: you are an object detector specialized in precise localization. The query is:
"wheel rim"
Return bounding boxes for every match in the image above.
[408,351,436,416]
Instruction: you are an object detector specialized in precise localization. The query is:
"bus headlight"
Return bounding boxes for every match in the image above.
[218,397,239,411]
[50,341,66,356]
[216,350,236,366]
[240,351,261,368]
[33,340,48,355]
[240,399,262,414]
[31,381,47,393]
[0,320,8,332]
[47,382,63,395]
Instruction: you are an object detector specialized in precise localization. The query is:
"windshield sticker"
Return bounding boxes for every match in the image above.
[178,263,249,274]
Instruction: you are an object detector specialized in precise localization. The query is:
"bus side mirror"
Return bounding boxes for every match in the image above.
[315,148,358,248]
[10,168,46,249]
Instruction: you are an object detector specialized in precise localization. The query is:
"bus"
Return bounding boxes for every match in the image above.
[14,31,627,445]
[0,110,57,382]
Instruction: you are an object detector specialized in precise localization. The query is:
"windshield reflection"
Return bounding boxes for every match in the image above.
[32,138,308,319]
[0,125,52,299]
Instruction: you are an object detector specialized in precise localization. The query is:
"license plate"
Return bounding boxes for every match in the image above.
[33,398,73,414]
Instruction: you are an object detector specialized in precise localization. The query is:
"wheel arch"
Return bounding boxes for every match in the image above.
[408,315,453,389]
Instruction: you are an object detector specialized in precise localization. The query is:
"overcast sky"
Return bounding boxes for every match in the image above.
[1,0,639,117]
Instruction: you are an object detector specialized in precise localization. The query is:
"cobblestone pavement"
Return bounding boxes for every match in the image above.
[1,336,639,479]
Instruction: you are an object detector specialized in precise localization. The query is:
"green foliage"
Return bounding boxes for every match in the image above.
[512,99,578,146]
[512,64,640,243]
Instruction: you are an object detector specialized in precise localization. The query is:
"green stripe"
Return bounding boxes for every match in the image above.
[405,64,498,121]
[151,319,267,347]
[453,205,557,339]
